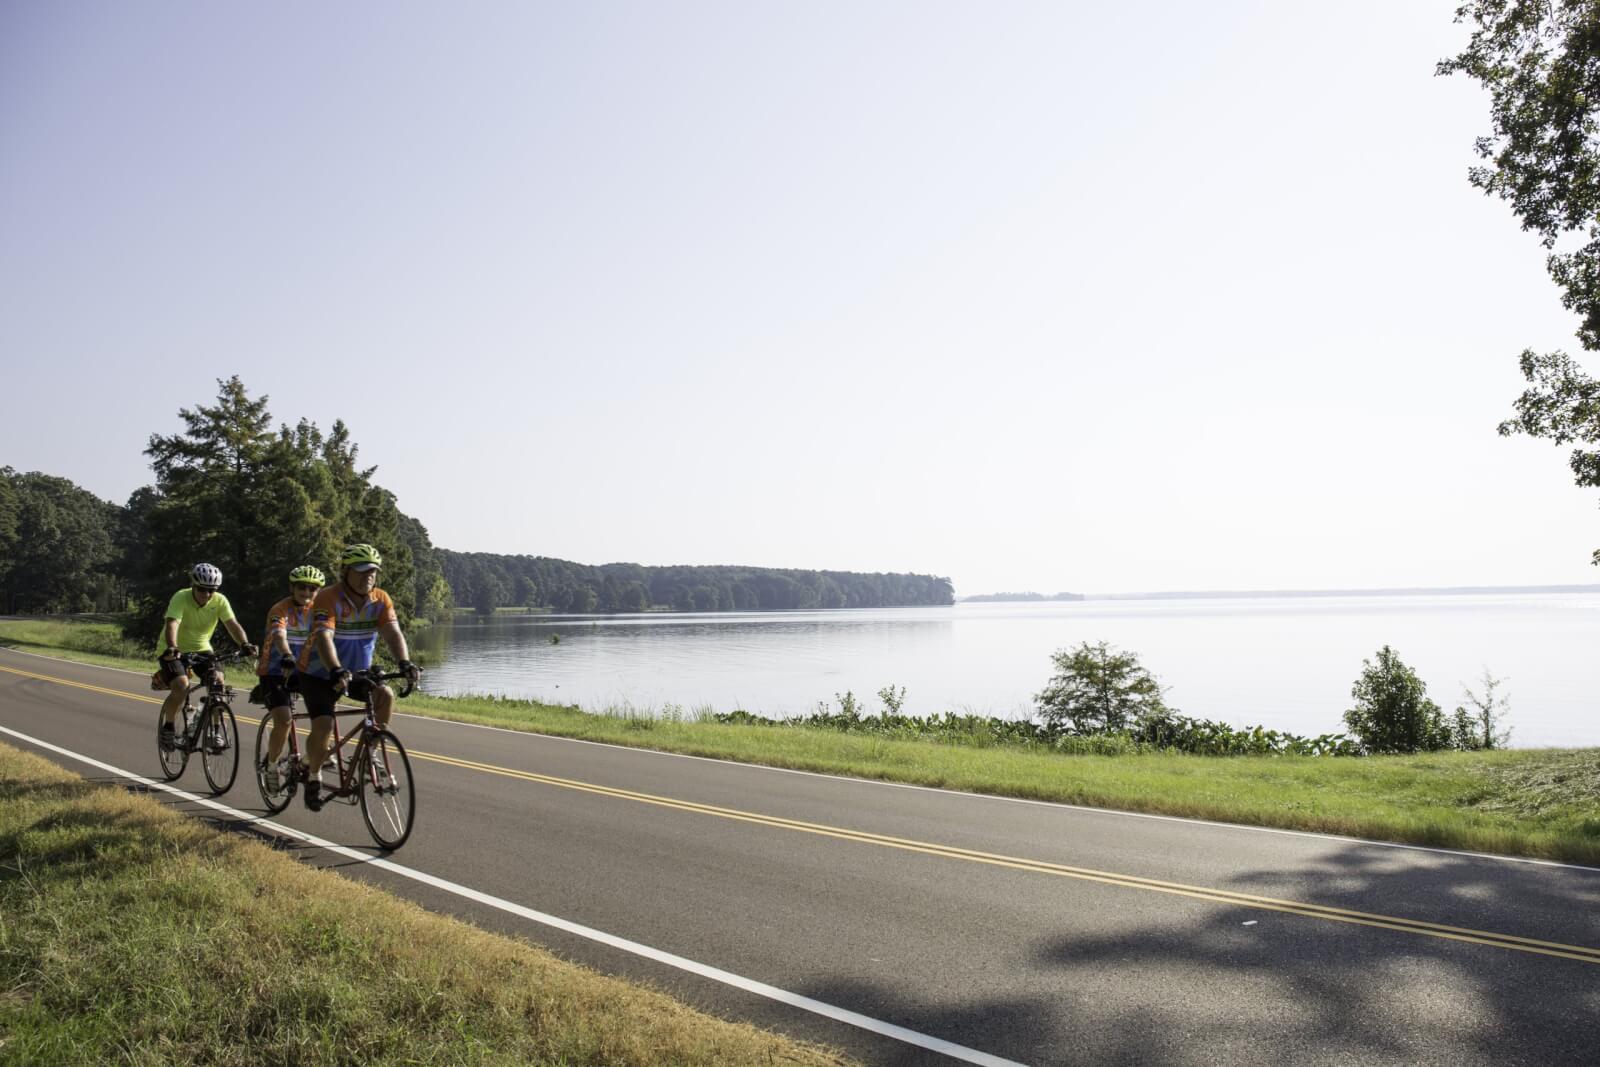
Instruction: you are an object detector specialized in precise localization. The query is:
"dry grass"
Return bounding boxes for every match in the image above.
[0,743,856,1066]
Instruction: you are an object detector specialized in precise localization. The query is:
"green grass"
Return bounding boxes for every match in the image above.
[0,616,152,668]
[5,617,1600,865]
[0,742,855,1066]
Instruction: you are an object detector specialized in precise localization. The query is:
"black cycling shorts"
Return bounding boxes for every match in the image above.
[299,674,380,717]
[298,674,341,719]
[156,654,191,683]
[297,675,380,716]
[262,673,298,709]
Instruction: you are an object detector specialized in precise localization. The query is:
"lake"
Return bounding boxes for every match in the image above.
[412,593,1600,747]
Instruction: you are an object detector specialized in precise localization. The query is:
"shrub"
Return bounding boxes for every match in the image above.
[1452,669,1512,751]
[714,660,1362,758]
[1343,646,1450,753]
[1034,641,1170,733]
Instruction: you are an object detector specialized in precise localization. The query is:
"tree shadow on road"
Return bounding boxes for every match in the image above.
[1012,842,1600,1066]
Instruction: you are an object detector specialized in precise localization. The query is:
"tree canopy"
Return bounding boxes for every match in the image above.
[1441,2,1600,561]
[0,468,125,614]
[124,376,437,641]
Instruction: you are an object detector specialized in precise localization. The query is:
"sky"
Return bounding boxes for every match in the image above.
[2,1,1597,596]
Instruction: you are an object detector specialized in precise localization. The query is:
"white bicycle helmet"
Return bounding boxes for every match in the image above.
[191,562,223,589]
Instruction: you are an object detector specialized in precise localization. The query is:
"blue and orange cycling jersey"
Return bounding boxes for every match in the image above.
[258,597,315,677]
[297,584,398,679]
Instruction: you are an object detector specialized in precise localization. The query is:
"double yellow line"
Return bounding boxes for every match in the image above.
[6,660,1600,966]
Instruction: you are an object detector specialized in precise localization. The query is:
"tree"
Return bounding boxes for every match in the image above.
[1440,3,1600,562]
[473,572,508,615]
[1452,668,1512,750]
[127,377,425,643]
[1034,641,1171,734]
[1343,646,1450,754]
[0,474,18,599]
[396,510,452,623]
[0,469,124,613]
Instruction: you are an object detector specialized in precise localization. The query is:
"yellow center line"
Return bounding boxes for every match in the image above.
[6,660,1600,965]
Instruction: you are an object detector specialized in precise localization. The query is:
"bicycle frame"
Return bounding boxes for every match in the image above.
[276,673,409,799]
[174,653,240,751]
[278,708,377,800]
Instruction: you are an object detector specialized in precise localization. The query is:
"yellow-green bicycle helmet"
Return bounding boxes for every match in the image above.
[340,543,383,569]
[288,565,325,587]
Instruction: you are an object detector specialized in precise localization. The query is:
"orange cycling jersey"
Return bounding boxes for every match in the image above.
[297,584,398,679]
[258,597,315,677]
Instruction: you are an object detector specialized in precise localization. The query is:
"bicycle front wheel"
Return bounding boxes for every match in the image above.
[253,711,296,813]
[201,701,239,795]
[157,704,189,781]
[358,729,414,850]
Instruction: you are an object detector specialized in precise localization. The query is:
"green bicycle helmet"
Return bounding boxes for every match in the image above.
[340,543,383,569]
[288,564,326,587]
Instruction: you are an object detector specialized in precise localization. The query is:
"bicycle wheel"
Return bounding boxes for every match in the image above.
[200,700,239,795]
[358,729,414,850]
[157,703,190,781]
[253,711,297,813]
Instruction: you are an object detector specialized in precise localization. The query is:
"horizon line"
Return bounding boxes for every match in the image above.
[958,583,1600,602]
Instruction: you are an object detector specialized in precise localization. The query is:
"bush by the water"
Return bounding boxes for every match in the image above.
[717,651,1362,757]
[1035,640,1359,756]
[1343,647,1511,754]
[1034,641,1170,733]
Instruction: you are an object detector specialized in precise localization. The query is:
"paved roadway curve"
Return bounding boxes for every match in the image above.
[2,646,1599,1066]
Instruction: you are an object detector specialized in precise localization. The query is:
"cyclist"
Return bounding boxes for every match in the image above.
[157,563,257,750]
[295,543,420,811]
[254,564,325,793]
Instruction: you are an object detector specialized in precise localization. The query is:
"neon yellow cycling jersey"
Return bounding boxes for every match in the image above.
[162,588,235,653]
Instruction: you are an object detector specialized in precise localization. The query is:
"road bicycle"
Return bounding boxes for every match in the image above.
[155,649,245,794]
[254,667,417,850]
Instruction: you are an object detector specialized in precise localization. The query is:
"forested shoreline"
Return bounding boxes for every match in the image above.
[0,378,952,639]
[439,551,953,614]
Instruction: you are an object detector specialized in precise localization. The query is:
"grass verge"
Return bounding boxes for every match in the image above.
[5,617,1600,865]
[0,741,854,1066]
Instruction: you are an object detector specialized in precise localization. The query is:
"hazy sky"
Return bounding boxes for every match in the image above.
[3,2,1597,595]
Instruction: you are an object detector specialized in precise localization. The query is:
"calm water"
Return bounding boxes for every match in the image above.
[413,594,1600,747]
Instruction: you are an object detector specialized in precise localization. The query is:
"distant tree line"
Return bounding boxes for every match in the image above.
[0,468,127,614]
[438,552,955,615]
[4,377,952,634]
[960,591,1085,603]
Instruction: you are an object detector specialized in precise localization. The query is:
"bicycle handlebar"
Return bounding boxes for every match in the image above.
[187,649,248,667]
[353,666,417,699]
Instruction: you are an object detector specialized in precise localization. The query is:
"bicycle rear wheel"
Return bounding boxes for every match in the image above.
[358,729,414,850]
[253,711,296,813]
[201,701,239,794]
[156,703,190,780]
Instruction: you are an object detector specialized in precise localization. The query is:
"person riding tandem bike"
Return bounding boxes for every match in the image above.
[274,544,422,848]
[251,564,325,795]
[154,563,257,792]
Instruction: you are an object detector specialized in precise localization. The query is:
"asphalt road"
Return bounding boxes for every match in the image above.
[3,645,1599,1066]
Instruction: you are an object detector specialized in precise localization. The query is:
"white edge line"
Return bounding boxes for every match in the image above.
[5,643,1598,875]
[0,721,1028,1067]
